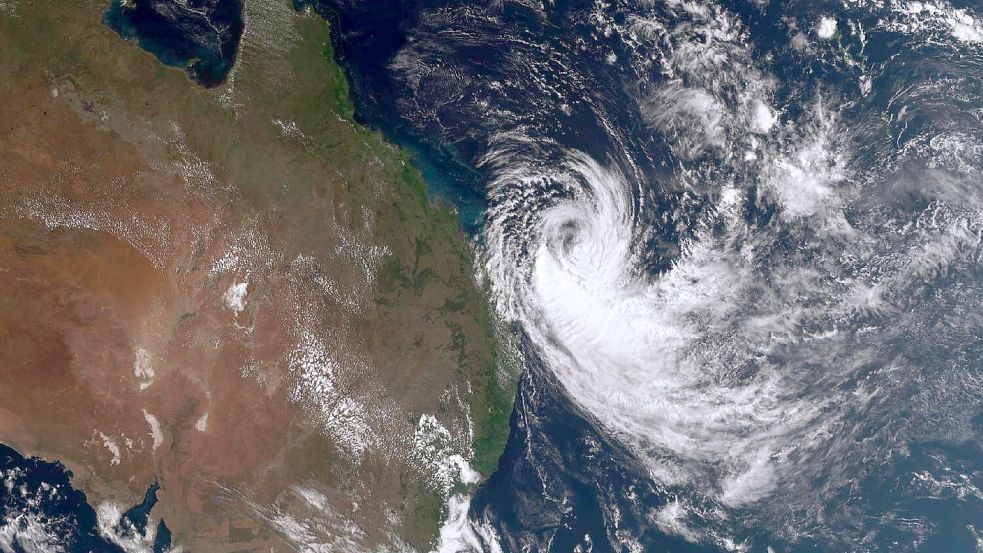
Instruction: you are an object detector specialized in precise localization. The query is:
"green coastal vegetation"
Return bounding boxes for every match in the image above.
[0,0,518,548]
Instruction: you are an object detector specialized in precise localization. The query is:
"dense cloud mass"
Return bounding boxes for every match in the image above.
[327,0,983,549]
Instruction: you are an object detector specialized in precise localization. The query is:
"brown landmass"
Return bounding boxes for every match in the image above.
[0,0,516,550]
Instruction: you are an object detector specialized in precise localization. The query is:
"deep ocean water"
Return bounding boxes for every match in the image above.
[6,0,983,551]
[319,0,983,550]
[0,444,170,552]
[103,0,244,87]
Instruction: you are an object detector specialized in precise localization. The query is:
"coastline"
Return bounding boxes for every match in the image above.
[0,0,519,549]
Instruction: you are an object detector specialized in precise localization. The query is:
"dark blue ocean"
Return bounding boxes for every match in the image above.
[9,0,983,551]
[104,0,244,87]
[0,444,170,552]
[306,0,983,551]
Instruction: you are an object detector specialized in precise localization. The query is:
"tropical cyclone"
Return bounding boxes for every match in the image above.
[360,0,983,547]
[0,0,516,550]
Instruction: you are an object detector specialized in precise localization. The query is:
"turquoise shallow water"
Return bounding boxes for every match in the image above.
[103,0,243,87]
[7,0,983,551]
[316,0,983,550]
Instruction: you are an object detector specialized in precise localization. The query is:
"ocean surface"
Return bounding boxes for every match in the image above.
[5,0,983,551]
[0,444,170,552]
[315,0,983,550]
[104,0,244,87]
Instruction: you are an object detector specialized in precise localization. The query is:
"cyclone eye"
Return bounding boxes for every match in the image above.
[559,220,581,252]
